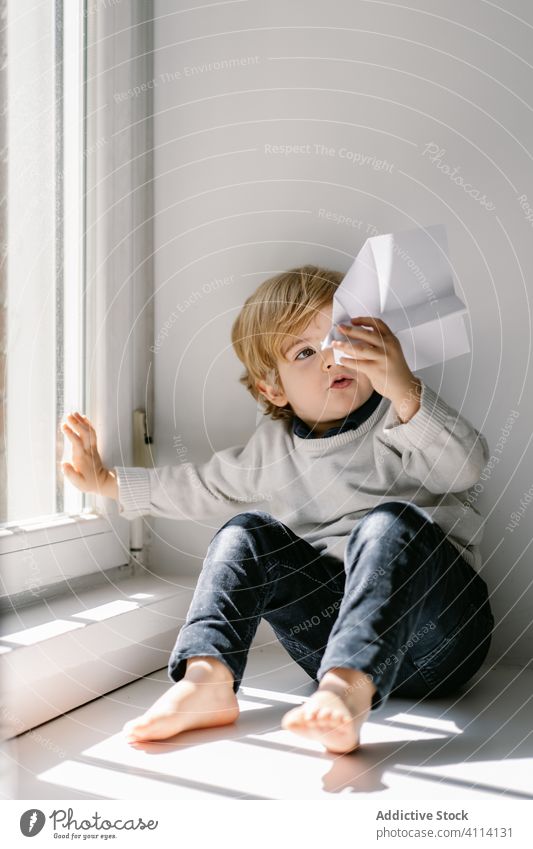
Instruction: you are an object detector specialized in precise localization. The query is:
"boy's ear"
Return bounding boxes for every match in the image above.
[256,375,288,408]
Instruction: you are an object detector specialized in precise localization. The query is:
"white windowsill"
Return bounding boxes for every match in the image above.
[0,512,129,599]
[0,568,196,738]
[0,511,109,552]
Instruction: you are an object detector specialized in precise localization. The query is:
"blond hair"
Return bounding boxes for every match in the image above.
[231,264,343,421]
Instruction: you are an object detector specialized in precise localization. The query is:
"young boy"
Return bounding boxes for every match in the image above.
[61,265,494,755]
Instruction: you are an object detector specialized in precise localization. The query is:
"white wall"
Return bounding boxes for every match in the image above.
[150,0,533,667]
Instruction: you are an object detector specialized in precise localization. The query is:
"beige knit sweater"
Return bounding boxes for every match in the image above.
[114,381,489,572]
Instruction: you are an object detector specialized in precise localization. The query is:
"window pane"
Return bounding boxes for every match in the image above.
[2,0,84,525]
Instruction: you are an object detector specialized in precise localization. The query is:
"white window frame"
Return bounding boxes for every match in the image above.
[0,0,154,603]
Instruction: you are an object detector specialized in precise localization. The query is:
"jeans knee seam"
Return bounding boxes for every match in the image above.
[267,559,335,592]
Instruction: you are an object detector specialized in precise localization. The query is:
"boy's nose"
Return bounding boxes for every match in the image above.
[320,345,335,370]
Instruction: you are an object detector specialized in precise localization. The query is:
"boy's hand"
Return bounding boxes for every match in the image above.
[332,316,422,422]
[61,413,117,499]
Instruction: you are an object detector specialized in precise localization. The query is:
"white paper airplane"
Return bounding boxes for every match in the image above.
[321,223,470,371]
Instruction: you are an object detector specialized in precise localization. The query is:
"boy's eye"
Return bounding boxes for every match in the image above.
[295,346,315,360]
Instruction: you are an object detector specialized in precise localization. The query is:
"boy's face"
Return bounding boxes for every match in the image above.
[257,300,374,437]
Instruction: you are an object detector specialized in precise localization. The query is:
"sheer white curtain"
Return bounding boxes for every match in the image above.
[0,1,154,602]
[0,0,156,739]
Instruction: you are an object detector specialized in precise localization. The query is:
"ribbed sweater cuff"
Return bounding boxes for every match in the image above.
[114,466,151,517]
[382,381,450,450]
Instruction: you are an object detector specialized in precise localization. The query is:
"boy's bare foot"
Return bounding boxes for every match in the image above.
[281,667,376,754]
[122,656,239,743]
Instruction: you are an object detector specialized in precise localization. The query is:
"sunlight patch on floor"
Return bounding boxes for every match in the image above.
[9,648,533,800]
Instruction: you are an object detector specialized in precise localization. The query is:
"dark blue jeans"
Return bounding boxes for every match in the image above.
[168,502,494,711]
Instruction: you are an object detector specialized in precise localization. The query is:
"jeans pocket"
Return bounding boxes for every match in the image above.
[412,601,491,693]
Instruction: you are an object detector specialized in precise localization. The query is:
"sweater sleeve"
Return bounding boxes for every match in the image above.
[113,431,267,522]
[379,380,490,494]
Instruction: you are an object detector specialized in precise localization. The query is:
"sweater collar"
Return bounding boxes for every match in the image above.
[292,390,383,439]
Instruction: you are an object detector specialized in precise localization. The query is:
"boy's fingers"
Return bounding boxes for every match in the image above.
[338,326,385,350]
[71,413,96,437]
[349,316,392,334]
[70,413,89,431]
[64,420,96,454]
[62,423,83,444]
[75,412,92,423]
[62,462,85,488]
[65,416,82,433]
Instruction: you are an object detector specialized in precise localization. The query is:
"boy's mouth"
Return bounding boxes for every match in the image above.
[329,373,354,390]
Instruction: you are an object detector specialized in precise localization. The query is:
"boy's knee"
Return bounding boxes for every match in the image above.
[352,501,433,540]
[213,509,279,537]
[211,510,279,542]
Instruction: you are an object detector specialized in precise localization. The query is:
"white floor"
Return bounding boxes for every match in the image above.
[6,645,533,800]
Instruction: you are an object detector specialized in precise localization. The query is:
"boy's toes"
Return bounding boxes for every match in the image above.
[122,720,143,740]
[281,706,306,728]
[317,707,334,721]
[123,715,148,733]
[331,708,349,723]
[304,706,321,721]
[122,713,160,739]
